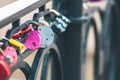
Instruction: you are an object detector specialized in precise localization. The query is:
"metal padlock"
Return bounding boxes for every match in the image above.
[37,20,54,48]
[52,14,70,32]
[24,30,42,50]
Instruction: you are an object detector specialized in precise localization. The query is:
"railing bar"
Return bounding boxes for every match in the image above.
[0,0,51,28]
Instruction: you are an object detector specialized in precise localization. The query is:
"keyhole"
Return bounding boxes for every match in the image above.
[32,42,36,47]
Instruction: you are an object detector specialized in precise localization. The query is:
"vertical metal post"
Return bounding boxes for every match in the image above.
[115,0,120,8]
[60,0,82,80]
[111,0,120,80]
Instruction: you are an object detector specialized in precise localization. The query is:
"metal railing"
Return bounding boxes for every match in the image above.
[0,0,50,28]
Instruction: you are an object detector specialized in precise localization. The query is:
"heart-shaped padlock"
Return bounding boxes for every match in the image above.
[24,30,42,50]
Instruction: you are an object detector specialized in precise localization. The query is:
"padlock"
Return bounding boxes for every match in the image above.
[52,15,70,32]
[0,60,11,80]
[0,47,18,67]
[11,24,42,50]
[24,30,42,50]
[49,9,70,32]
[37,20,54,48]
[12,25,33,39]
[3,47,18,67]
[0,47,17,80]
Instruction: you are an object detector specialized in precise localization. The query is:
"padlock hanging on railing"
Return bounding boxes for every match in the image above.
[0,47,18,67]
[11,23,42,50]
[37,20,54,48]
[23,21,55,49]
[24,26,42,50]
[0,47,18,80]
[33,9,71,33]
[49,9,71,33]
[33,9,70,47]
[11,20,54,49]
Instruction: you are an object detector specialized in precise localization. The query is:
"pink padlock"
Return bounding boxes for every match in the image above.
[0,47,18,67]
[3,47,18,67]
[24,30,42,50]
[0,47,17,80]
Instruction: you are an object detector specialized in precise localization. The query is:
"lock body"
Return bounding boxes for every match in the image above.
[0,47,17,80]
[24,30,42,50]
[38,20,54,48]
[0,47,18,67]
[0,60,11,80]
[4,47,18,67]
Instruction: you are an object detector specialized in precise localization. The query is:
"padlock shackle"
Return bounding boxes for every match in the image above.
[25,20,39,26]
[33,9,60,22]
[15,20,39,30]
[49,9,60,16]
[12,25,33,39]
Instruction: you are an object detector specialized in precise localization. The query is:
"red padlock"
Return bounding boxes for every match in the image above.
[12,25,33,39]
[0,60,11,80]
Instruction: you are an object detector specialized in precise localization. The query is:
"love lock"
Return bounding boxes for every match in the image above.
[37,20,54,48]
[0,49,11,80]
[3,47,18,67]
[24,30,42,50]
[0,47,17,67]
[0,47,17,80]
[0,60,11,80]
